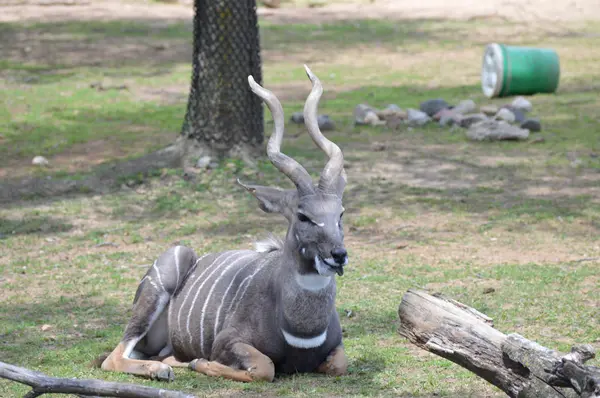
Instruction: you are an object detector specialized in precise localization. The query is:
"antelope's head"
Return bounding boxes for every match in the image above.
[241,65,348,277]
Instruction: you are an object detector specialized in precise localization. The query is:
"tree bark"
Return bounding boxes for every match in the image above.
[397,289,600,398]
[0,361,195,398]
[180,0,264,167]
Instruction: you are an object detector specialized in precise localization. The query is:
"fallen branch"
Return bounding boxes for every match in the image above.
[0,361,195,398]
[397,289,600,398]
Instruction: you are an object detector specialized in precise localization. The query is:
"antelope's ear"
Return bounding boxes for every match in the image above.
[237,179,297,220]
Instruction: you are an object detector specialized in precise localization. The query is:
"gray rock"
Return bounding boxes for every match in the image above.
[459,113,488,128]
[466,120,530,141]
[440,114,462,127]
[521,118,541,132]
[318,114,335,131]
[511,96,533,112]
[364,111,385,126]
[435,108,453,120]
[437,109,462,127]
[290,112,304,124]
[354,104,377,125]
[407,108,431,126]
[480,105,499,116]
[386,115,405,130]
[495,108,516,123]
[377,104,406,120]
[419,98,450,117]
[509,107,526,123]
[380,103,402,112]
[432,109,445,121]
[452,99,476,115]
[32,156,49,166]
[196,155,212,169]
[439,115,454,127]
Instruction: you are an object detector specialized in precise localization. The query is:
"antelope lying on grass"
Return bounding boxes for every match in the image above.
[101,65,349,383]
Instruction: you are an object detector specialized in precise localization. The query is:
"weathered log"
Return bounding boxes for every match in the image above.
[0,361,195,398]
[397,289,600,398]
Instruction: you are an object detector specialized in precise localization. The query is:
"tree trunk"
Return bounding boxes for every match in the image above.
[397,289,600,398]
[180,0,264,167]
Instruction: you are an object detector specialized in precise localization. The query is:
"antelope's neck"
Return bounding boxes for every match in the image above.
[278,254,336,346]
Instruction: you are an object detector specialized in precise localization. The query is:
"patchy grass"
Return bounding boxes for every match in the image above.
[1,2,600,397]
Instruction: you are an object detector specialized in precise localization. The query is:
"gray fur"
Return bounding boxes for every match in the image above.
[107,65,349,378]
[113,188,348,373]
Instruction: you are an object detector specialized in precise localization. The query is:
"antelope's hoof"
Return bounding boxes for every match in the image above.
[149,363,175,382]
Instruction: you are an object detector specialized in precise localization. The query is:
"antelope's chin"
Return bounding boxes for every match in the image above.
[314,255,344,277]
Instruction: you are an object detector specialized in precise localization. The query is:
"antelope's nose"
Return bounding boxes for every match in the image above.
[331,248,348,265]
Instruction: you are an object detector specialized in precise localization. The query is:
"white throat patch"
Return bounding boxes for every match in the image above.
[295,272,332,291]
[281,328,327,349]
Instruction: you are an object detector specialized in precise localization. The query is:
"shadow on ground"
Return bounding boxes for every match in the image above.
[0,216,72,237]
[0,17,446,76]
[0,294,130,365]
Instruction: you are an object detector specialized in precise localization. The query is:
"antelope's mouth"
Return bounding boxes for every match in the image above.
[315,255,346,277]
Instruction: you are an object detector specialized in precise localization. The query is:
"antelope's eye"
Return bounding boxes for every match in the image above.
[297,213,311,223]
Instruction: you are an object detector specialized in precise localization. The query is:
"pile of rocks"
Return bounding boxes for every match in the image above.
[289,112,336,131]
[354,96,542,142]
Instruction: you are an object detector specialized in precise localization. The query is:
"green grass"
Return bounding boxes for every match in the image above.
[1,2,600,397]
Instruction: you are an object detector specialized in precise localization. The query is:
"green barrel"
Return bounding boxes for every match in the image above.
[481,43,560,98]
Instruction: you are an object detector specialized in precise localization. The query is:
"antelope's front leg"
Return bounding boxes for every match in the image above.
[317,345,348,376]
[102,342,175,381]
[160,356,190,368]
[189,342,274,383]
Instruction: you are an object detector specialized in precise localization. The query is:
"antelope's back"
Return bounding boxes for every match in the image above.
[167,249,274,361]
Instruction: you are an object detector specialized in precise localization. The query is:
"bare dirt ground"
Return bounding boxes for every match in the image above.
[1,4,598,396]
[1,0,600,24]
[2,0,599,262]
[2,0,599,204]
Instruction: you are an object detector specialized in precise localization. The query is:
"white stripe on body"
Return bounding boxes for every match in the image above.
[152,261,165,291]
[281,328,327,349]
[168,248,196,329]
[169,253,207,329]
[199,252,257,357]
[175,253,228,348]
[123,293,170,358]
[227,258,269,319]
[141,275,160,291]
[183,251,244,353]
[212,258,260,341]
[174,246,181,288]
